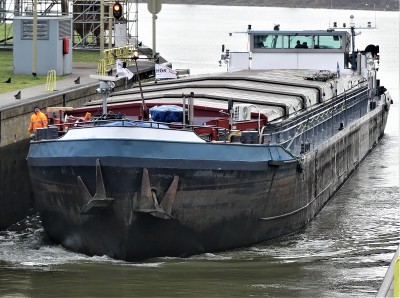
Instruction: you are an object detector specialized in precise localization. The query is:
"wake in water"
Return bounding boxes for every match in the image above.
[0,214,109,269]
[0,214,169,269]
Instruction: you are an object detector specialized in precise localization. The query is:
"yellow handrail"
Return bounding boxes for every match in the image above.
[395,257,400,298]
[45,70,56,91]
[97,59,106,75]
[103,45,134,71]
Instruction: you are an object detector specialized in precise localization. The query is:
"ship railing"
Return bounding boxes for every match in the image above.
[82,118,253,143]
[54,118,171,135]
[82,118,172,130]
[273,86,369,135]
[262,89,371,155]
[72,118,230,135]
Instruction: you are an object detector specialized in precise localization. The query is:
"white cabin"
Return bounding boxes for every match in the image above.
[226,29,352,72]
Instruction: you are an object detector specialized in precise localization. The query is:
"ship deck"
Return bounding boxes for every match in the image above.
[85,69,363,123]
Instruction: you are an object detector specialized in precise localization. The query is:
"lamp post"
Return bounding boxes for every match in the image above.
[133,49,148,120]
[32,0,37,77]
[147,0,162,59]
[350,15,356,70]
[100,0,104,60]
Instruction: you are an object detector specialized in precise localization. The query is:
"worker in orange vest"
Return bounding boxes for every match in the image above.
[28,106,48,134]
[84,112,92,121]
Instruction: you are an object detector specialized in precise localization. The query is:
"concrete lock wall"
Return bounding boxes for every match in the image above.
[0,85,97,147]
[0,85,99,229]
[0,78,131,229]
[0,77,129,148]
[13,16,73,76]
[0,139,32,230]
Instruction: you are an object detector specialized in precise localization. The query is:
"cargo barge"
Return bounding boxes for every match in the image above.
[27,16,392,261]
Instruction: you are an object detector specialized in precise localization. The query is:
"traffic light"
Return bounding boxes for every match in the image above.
[113,1,122,20]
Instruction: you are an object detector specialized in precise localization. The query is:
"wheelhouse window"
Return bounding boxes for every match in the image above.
[284,35,312,49]
[254,34,283,49]
[251,32,347,51]
[313,35,343,49]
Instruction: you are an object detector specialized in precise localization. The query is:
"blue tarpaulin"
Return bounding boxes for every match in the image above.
[150,105,185,123]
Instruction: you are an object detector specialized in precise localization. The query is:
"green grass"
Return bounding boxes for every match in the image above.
[0,49,46,94]
[0,22,13,44]
[73,49,102,63]
[0,49,100,94]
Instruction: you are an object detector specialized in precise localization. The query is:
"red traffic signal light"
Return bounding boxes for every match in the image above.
[113,1,122,19]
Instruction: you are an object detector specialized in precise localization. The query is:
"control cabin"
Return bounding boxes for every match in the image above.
[228,30,351,72]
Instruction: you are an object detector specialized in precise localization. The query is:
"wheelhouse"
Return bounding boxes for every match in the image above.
[251,30,350,53]
[227,29,351,72]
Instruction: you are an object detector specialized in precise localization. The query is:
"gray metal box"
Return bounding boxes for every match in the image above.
[47,126,59,139]
[35,127,47,140]
[13,16,72,75]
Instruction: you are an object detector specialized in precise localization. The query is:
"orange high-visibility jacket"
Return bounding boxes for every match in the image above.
[28,111,48,133]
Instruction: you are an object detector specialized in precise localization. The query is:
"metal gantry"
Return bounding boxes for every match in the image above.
[0,0,138,48]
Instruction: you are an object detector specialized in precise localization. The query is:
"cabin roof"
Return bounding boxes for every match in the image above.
[248,30,348,36]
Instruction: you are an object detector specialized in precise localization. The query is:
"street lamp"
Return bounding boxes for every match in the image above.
[133,49,139,59]
[132,49,148,120]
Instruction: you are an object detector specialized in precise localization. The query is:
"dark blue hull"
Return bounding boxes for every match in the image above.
[29,151,303,260]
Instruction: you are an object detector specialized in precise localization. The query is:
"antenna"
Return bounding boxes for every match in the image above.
[247,25,251,53]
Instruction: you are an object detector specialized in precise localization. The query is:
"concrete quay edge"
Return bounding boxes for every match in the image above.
[0,62,103,111]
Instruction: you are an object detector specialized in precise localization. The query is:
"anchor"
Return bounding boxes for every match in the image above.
[135,168,179,220]
[79,159,114,215]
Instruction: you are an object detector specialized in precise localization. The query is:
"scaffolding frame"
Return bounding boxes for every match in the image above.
[0,0,138,48]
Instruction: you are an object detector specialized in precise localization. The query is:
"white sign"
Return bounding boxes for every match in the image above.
[116,59,134,80]
[155,64,177,80]
[114,22,127,48]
